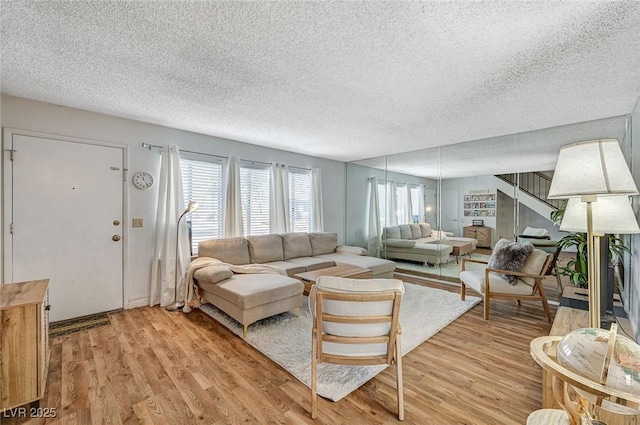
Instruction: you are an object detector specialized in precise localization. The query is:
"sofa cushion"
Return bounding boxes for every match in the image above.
[460,270,534,296]
[198,273,303,310]
[282,232,312,260]
[193,265,233,285]
[247,234,284,264]
[198,237,250,265]
[383,226,401,240]
[335,245,368,255]
[399,225,412,240]
[315,253,396,276]
[309,232,338,255]
[263,260,307,277]
[287,256,335,271]
[409,224,422,239]
[419,223,432,237]
[384,239,416,248]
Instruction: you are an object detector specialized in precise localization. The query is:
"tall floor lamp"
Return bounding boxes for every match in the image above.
[548,139,638,328]
[166,201,199,312]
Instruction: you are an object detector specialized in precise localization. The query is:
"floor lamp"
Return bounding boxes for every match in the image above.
[548,139,638,328]
[559,196,640,327]
[166,201,199,312]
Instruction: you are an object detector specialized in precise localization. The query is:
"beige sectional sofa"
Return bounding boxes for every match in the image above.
[383,223,478,266]
[193,232,396,336]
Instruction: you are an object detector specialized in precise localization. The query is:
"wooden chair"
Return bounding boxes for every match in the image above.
[459,249,553,320]
[309,276,405,420]
[518,235,564,294]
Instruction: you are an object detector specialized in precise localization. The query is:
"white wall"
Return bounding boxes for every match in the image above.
[627,98,640,339]
[441,175,498,243]
[0,95,346,307]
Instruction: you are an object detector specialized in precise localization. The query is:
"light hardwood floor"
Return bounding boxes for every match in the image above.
[4,275,559,425]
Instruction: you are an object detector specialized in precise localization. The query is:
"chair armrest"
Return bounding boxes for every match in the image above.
[485,267,545,280]
[461,258,488,271]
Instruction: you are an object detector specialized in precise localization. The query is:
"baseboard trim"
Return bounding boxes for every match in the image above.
[128,297,150,309]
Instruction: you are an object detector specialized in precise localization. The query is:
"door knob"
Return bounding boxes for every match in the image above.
[112,235,121,242]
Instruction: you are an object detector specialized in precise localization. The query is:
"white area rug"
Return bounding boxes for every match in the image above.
[395,253,491,280]
[198,282,480,401]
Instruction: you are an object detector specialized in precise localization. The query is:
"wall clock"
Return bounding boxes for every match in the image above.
[132,171,154,190]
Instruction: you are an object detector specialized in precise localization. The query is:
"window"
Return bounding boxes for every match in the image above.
[377,181,386,228]
[240,164,270,235]
[396,184,409,224]
[181,157,224,254]
[410,185,420,223]
[289,169,311,232]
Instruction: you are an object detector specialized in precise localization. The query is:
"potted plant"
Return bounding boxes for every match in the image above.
[550,200,630,288]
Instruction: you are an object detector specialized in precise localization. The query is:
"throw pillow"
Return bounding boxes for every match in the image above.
[409,224,422,239]
[488,239,534,285]
[430,230,449,242]
[521,227,549,237]
[419,223,432,237]
[399,225,412,240]
[194,265,233,285]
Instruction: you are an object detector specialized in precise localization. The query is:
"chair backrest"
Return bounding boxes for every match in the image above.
[310,276,404,366]
[520,249,553,285]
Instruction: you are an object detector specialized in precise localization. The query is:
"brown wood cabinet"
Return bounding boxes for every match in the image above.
[462,225,491,248]
[1,279,50,411]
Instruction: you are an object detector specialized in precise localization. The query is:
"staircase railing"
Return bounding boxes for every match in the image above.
[496,172,560,209]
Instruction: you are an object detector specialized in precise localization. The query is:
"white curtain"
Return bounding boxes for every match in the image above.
[150,146,189,307]
[367,177,382,256]
[269,163,290,233]
[404,184,413,224]
[416,184,426,223]
[311,167,324,232]
[386,181,398,227]
[224,155,244,237]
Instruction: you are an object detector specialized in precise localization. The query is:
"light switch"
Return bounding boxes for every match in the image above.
[132,218,143,228]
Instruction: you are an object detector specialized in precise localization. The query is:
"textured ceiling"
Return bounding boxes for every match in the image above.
[2,1,640,174]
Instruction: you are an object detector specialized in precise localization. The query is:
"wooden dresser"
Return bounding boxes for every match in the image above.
[462,225,491,248]
[1,279,50,411]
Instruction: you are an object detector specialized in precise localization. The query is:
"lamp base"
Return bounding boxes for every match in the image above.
[165,301,185,311]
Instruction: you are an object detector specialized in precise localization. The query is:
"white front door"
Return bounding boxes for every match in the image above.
[5,133,124,321]
[441,186,460,235]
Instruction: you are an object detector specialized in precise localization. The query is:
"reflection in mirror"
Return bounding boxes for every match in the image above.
[346,115,631,286]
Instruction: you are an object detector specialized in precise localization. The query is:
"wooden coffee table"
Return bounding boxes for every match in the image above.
[294,264,373,296]
[445,240,474,263]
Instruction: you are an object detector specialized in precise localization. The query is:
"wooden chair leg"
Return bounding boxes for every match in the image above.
[243,324,248,338]
[395,336,404,421]
[555,273,563,295]
[311,331,318,419]
[461,283,466,301]
[483,294,490,320]
[541,297,552,321]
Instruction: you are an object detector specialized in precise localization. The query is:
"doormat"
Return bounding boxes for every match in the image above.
[49,312,112,338]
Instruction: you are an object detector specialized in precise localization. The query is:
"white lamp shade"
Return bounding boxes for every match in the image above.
[560,196,640,234]
[548,139,638,199]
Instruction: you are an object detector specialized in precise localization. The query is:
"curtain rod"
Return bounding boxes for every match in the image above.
[141,142,311,171]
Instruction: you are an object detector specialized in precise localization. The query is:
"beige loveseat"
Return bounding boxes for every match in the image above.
[383,223,478,266]
[193,232,396,336]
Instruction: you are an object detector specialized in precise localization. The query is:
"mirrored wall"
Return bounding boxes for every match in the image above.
[346,115,632,284]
